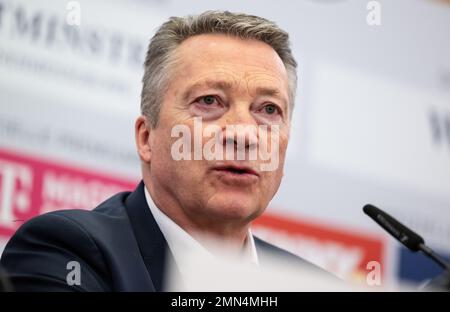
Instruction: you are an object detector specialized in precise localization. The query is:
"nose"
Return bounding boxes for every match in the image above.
[221,104,258,152]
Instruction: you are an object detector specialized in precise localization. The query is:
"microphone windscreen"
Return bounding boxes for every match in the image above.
[363,204,424,251]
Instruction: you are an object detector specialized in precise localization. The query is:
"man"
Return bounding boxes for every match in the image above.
[1,11,327,291]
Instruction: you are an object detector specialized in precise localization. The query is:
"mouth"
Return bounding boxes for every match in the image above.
[211,164,259,182]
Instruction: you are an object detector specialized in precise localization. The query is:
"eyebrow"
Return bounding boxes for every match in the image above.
[255,87,287,103]
[182,80,235,102]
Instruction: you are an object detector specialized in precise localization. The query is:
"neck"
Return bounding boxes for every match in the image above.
[144,176,249,253]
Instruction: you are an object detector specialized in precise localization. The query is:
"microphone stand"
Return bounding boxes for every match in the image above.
[419,244,450,271]
[419,244,450,291]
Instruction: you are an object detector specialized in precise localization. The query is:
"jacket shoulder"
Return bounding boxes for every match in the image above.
[0,191,132,291]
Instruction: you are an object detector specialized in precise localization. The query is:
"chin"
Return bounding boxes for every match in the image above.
[206,193,262,221]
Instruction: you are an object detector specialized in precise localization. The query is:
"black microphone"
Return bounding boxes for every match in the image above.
[363,204,450,271]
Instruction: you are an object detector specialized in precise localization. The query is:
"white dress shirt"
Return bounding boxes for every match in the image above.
[144,185,259,278]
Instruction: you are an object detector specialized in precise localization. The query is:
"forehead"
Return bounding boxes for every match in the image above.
[170,34,289,94]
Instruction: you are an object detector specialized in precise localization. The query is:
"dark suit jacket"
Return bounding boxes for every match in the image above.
[0,181,325,291]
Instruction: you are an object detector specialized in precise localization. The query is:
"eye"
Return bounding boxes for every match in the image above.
[262,104,281,115]
[199,95,218,106]
[264,104,277,114]
[254,103,284,124]
[190,95,226,120]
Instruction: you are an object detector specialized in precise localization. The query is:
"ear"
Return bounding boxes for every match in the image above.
[135,115,152,163]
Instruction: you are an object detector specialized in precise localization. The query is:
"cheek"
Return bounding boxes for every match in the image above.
[269,169,284,189]
[278,135,289,162]
[264,141,287,192]
[151,123,205,177]
[152,129,171,155]
[255,171,282,207]
[150,125,178,176]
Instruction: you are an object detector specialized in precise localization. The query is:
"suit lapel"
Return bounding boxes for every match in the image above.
[124,181,177,291]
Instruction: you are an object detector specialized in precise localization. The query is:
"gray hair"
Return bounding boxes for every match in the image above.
[141,10,297,127]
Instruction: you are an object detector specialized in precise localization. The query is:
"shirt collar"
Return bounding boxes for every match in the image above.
[144,185,259,275]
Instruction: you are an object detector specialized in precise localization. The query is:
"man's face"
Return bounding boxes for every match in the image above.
[146,34,291,231]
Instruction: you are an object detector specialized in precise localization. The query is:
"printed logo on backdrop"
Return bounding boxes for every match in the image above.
[0,0,144,67]
[253,213,385,284]
[0,148,137,239]
[429,108,450,150]
[0,0,146,97]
